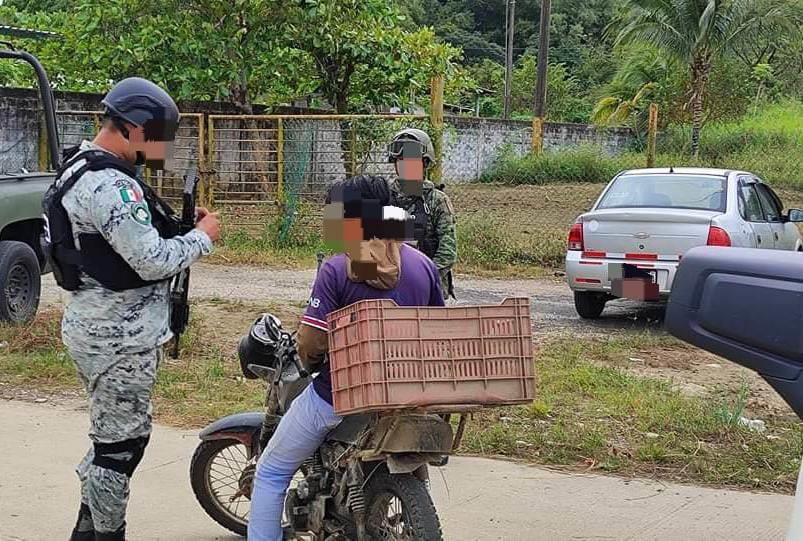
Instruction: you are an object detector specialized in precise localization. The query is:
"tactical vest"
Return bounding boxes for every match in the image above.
[42,147,180,292]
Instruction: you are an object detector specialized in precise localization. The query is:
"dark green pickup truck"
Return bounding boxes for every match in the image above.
[1,30,61,323]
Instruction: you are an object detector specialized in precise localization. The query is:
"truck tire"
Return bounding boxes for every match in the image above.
[574,291,607,319]
[0,241,41,323]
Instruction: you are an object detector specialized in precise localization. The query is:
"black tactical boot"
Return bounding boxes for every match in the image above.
[68,503,94,541]
[94,524,125,541]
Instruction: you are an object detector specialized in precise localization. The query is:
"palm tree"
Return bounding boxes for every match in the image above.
[614,0,799,156]
[592,82,656,145]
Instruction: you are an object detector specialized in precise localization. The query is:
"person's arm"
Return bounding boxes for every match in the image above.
[297,261,340,370]
[431,191,457,271]
[90,173,212,282]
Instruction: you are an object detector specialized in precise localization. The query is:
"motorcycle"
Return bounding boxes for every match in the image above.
[189,312,462,540]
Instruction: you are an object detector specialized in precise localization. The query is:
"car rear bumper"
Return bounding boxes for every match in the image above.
[565,251,679,297]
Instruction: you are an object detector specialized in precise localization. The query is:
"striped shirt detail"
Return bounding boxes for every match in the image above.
[301,315,328,331]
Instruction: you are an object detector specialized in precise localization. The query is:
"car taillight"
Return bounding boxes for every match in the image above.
[568,223,584,251]
[707,226,731,247]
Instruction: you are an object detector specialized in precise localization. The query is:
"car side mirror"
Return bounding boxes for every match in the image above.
[787,209,803,222]
[666,246,803,419]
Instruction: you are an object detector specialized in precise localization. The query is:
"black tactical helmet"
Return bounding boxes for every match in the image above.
[101,77,180,141]
[238,313,283,379]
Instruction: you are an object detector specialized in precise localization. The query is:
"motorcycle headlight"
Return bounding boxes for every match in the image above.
[238,313,282,379]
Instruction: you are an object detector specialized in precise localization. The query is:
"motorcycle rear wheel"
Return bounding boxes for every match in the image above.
[190,439,253,536]
[365,466,443,541]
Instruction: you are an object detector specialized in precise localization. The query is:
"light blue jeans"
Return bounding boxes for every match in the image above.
[248,384,342,540]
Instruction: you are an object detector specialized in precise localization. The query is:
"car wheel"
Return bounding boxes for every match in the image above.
[0,241,41,324]
[574,291,607,319]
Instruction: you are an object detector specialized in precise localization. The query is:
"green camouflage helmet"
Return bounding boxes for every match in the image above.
[389,128,436,168]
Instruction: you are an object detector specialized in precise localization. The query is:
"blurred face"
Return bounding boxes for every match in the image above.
[323,183,414,280]
[391,140,425,197]
[127,126,176,170]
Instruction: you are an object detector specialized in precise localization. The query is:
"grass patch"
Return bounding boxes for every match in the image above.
[480,145,646,185]
[0,305,266,428]
[482,101,803,188]
[460,335,803,493]
[10,308,800,492]
[456,211,566,270]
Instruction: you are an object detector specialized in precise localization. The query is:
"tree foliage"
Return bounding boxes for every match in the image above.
[1,0,463,113]
[613,0,803,155]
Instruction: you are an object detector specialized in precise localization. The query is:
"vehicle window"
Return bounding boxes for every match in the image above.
[739,184,764,222]
[756,184,782,222]
[597,174,727,211]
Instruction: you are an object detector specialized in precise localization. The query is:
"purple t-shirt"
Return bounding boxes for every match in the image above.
[302,244,445,404]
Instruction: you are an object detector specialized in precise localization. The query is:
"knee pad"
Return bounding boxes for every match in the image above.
[93,436,150,477]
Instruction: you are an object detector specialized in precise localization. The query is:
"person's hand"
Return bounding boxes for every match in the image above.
[195,207,210,222]
[196,212,221,243]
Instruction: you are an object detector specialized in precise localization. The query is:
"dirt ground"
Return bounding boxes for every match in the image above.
[38,263,794,421]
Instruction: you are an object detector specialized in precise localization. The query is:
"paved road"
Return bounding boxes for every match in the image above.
[40,263,668,338]
[0,399,793,541]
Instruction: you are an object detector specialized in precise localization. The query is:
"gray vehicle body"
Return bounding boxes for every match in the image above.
[566,167,803,299]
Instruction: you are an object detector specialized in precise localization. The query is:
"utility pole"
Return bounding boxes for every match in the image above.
[532,0,551,152]
[503,0,516,119]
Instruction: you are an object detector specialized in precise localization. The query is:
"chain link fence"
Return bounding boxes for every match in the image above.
[207,115,432,239]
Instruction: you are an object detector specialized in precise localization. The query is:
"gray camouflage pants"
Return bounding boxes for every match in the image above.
[71,348,161,533]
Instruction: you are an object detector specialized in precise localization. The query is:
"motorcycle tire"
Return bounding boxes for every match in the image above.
[364,465,443,541]
[190,438,253,537]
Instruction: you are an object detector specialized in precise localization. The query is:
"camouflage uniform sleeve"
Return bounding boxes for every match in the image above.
[89,172,212,282]
[431,189,457,271]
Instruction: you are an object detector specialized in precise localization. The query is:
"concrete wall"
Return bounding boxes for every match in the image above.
[1,87,634,184]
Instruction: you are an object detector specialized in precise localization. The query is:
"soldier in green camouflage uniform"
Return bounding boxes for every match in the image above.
[388,128,457,299]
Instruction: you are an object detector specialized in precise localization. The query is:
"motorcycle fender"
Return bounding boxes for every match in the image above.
[386,455,438,478]
[369,415,453,455]
[199,411,265,448]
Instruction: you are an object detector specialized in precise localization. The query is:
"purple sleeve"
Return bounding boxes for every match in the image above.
[428,261,446,307]
[302,261,340,331]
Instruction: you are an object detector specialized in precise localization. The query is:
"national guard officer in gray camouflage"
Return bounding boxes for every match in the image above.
[388,128,457,300]
[42,78,221,541]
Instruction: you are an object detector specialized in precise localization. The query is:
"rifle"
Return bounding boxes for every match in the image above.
[169,166,200,358]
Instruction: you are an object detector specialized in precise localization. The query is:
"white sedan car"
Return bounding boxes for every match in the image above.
[566,167,803,319]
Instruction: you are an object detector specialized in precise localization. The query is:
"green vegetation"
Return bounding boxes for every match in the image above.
[4,1,801,128]
[4,310,801,491]
[612,0,801,155]
[483,102,803,187]
[461,336,803,492]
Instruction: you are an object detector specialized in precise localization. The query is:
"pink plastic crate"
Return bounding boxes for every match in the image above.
[327,297,534,416]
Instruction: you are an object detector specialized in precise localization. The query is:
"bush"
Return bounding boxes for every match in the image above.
[480,146,644,185]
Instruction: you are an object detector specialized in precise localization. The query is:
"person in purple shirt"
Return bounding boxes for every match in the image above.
[248,175,444,540]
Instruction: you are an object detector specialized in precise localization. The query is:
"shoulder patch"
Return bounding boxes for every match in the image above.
[119,186,143,204]
[130,202,152,225]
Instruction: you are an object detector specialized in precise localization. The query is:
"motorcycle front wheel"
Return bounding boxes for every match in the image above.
[190,439,253,536]
[365,466,443,541]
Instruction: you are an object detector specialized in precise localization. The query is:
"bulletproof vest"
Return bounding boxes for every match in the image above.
[410,195,439,258]
[42,147,180,292]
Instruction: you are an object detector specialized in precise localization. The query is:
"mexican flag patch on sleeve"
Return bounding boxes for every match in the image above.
[119,187,142,203]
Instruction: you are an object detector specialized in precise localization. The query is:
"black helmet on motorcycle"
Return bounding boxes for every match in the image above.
[238,313,283,379]
[101,77,180,142]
